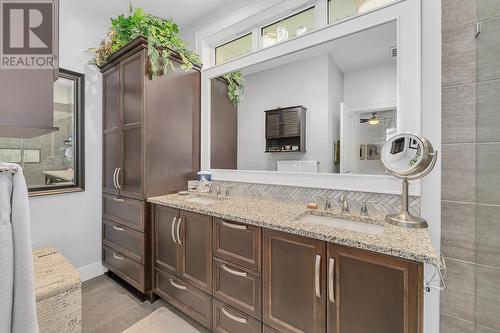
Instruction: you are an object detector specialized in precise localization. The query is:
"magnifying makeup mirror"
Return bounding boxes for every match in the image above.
[381,133,438,229]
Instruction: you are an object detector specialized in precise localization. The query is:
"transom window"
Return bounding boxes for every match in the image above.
[261,7,316,48]
[328,0,396,24]
[215,33,253,65]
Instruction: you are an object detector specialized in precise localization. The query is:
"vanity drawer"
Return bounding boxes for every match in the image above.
[102,245,144,291]
[102,219,144,263]
[213,257,262,320]
[103,193,144,232]
[213,218,261,272]
[155,269,212,329]
[213,299,262,333]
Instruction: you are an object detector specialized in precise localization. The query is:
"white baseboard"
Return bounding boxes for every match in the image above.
[77,261,107,282]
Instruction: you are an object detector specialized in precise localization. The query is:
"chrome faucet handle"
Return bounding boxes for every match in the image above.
[215,185,221,196]
[360,201,378,216]
[225,186,233,197]
[339,192,350,213]
[324,197,332,210]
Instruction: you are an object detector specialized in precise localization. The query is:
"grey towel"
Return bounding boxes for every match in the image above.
[0,164,38,333]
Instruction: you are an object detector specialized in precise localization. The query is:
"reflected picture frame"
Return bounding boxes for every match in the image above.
[359,144,366,160]
[367,144,380,160]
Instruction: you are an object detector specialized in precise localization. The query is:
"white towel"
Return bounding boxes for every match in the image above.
[0,163,38,333]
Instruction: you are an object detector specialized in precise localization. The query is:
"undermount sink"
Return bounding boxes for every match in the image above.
[185,196,222,205]
[298,214,385,235]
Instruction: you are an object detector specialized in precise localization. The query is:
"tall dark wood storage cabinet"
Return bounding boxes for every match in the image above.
[100,37,201,294]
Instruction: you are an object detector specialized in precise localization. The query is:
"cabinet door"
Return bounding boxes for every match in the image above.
[102,67,121,195]
[327,244,423,333]
[281,108,301,137]
[119,52,144,199]
[178,211,213,293]
[155,206,180,275]
[266,111,282,138]
[263,230,326,333]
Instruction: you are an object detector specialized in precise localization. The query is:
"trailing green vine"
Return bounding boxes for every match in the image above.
[90,7,201,78]
[223,71,245,106]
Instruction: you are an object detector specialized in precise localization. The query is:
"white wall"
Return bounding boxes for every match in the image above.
[237,54,343,173]
[28,0,118,280]
[343,63,397,108]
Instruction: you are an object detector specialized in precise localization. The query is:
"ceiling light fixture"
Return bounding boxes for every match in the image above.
[368,113,380,125]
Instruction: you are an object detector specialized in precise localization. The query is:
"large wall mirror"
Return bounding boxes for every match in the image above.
[211,21,397,176]
[202,0,421,193]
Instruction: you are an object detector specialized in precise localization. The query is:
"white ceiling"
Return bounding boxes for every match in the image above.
[68,0,233,28]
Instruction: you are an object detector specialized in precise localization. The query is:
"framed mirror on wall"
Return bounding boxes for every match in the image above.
[201,0,421,194]
[0,68,85,196]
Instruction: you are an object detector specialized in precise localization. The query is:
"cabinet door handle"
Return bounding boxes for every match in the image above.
[116,168,123,189]
[176,217,183,245]
[328,258,335,303]
[170,279,187,290]
[113,253,124,260]
[222,221,247,230]
[171,217,177,244]
[113,168,118,189]
[113,197,125,202]
[221,307,247,324]
[315,254,321,298]
[222,264,247,277]
[112,225,124,232]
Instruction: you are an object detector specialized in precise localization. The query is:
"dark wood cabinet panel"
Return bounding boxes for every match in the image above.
[103,219,144,263]
[121,125,143,199]
[121,52,144,126]
[155,270,212,329]
[213,299,262,333]
[327,244,423,333]
[154,206,180,276]
[103,67,120,131]
[213,257,262,320]
[211,78,238,170]
[213,218,262,272]
[103,245,144,291]
[102,131,121,195]
[265,111,281,139]
[179,211,213,293]
[103,194,144,232]
[265,106,306,152]
[263,230,326,333]
[281,109,301,137]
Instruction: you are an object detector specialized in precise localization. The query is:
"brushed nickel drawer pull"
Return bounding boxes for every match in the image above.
[315,254,321,298]
[170,279,187,290]
[112,225,125,231]
[222,264,247,277]
[171,217,177,244]
[222,221,247,230]
[328,258,335,303]
[113,197,125,202]
[221,307,247,324]
[113,253,124,260]
[176,218,183,245]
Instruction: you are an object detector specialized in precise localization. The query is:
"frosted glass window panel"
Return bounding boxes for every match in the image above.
[24,149,41,163]
[215,33,253,65]
[261,7,316,48]
[328,0,396,24]
[0,148,22,163]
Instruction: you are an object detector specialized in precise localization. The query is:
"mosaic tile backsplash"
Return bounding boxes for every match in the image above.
[212,180,420,218]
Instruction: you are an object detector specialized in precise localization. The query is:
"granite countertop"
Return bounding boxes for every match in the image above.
[148,193,440,267]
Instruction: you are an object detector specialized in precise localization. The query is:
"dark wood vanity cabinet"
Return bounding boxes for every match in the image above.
[101,37,201,294]
[263,230,326,333]
[151,205,424,333]
[327,244,423,333]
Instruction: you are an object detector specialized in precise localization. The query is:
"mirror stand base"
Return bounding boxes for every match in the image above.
[385,212,428,229]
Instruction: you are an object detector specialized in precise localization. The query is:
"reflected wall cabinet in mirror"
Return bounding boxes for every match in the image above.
[202,0,422,194]
[100,37,201,294]
[265,106,306,153]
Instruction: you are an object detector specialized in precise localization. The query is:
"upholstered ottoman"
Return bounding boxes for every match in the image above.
[33,247,82,333]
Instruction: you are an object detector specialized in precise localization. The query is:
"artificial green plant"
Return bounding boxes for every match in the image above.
[90,6,201,78]
[223,71,245,106]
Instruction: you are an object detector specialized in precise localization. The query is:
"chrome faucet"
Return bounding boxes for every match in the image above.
[339,192,350,213]
[324,197,332,210]
[360,201,369,216]
[225,186,233,197]
[215,185,221,196]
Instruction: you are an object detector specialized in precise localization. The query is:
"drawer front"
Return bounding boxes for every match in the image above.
[103,193,144,231]
[213,218,261,272]
[102,219,144,263]
[213,299,262,333]
[155,269,212,329]
[103,245,144,291]
[213,257,262,320]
